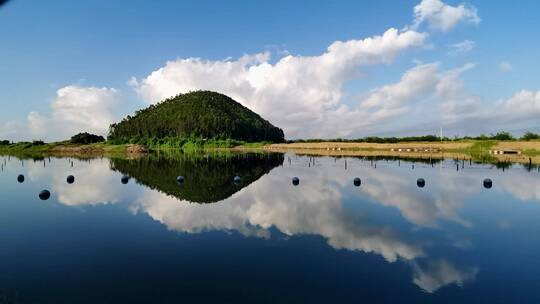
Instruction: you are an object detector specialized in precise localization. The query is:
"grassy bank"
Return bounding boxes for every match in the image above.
[107,136,274,151]
[3,137,540,165]
[0,138,271,158]
[0,141,132,157]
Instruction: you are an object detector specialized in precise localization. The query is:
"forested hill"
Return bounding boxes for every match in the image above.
[108,91,285,143]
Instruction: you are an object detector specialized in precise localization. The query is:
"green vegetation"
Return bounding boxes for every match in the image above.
[0,140,136,159]
[0,141,54,152]
[0,141,59,159]
[289,131,540,143]
[108,90,285,145]
[523,149,540,156]
[522,131,540,141]
[111,152,284,203]
[70,132,105,144]
[466,140,498,152]
[290,135,445,144]
[115,136,245,150]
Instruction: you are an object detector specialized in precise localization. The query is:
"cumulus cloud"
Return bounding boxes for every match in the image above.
[448,40,475,54]
[355,61,540,135]
[413,259,478,293]
[27,85,120,141]
[439,89,540,134]
[131,28,427,139]
[0,121,26,141]
[501,90,540,116]
[359,63,441,116]
[411,0,480,32]
[354,62,480,134]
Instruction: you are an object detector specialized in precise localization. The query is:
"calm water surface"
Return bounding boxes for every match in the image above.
[1,153,539,303]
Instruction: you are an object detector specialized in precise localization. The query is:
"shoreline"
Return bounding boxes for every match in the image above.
[263,140,540,165]
[0,143,148,159]
[2,140,540,165]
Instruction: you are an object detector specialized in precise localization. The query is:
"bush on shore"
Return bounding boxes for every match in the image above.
[70,132,105,144]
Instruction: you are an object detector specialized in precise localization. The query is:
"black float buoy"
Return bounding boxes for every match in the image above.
[39,190,51,200]
[483,178,493,189]
[417,178,426,188]
[233,175,241,184]
[17,174,24,183]
[176,176,185,184]
[292,177,300,186]
[121,175,130,184]
[66,175,75,184]
[353,177,361,187]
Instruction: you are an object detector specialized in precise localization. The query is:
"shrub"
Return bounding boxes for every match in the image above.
[521,131,540,141]
[70,132,105,144]
[490,131,514,141]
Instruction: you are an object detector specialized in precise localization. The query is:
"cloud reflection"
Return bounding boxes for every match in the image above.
[134,166,424,263]
[413,259,478,293]
[26,158,123,206]
[53,159,122,206]
[360,168,474,227]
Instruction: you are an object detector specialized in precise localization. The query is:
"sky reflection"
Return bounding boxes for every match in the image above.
[2,153,540,296]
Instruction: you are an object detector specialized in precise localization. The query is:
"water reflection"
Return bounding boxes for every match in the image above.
[358,167,474,228]
[2,153,540,300]
[51,158,122,206]
[412,259,479,293]
[111,152,284,203]
[133,170,424,262]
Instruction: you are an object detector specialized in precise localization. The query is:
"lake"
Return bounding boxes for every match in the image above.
[1,152,539,303]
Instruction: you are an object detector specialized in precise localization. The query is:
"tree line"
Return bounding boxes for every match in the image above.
[2,130,539,147]
[287,131,540,144]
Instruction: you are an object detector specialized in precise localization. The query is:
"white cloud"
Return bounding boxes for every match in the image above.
[499,61,512,72]
[0,121,26,141]
[132,28,427,139]
[413,259,478,293]
[412,0,481,32]
[439,89,540,134]
[28,85,120,141]
[350,60,538,136]
[448,40,475,54]
[502,90,540,114]
[360,61,537,135]
[359,63,441,115]
[354,62,479,133]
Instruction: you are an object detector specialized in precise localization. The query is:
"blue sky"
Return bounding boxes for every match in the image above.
[1,0,539,140]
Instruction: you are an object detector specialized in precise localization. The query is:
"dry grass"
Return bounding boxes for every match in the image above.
[493,141,540,151]
[267,147,468,159]
[264,140,540,165]
[266,141,473,151]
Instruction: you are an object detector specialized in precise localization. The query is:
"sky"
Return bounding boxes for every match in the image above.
[0,0,539,141]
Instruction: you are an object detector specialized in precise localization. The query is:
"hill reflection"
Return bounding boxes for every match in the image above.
[111,152,284,203]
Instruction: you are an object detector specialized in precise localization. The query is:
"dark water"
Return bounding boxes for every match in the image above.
[1,153,539,303]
